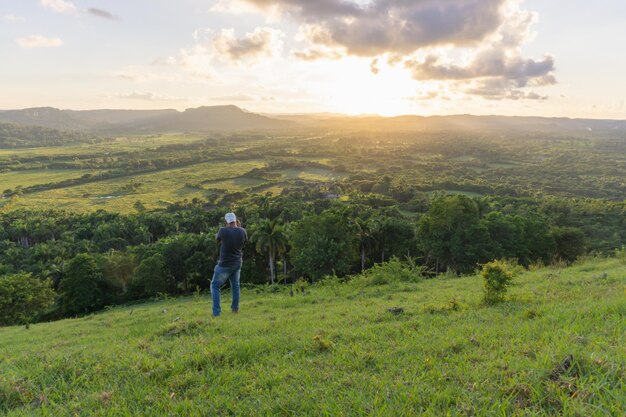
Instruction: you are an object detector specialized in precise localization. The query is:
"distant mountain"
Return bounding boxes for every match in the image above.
[127,105,297,132]
[0,122,102,148]
[0,106,296,133]
[298,113,626,133]
[1,106,624,134]
[0,107,89,131]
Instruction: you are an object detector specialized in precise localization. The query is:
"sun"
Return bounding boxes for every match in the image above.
[311,56,430,116]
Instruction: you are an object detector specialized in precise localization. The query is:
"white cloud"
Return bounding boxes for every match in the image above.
[40,0,77,14]
[116,92,184,101]
[5,14,26,22]
[212,27,284,62]
[242,0,508,56]
[16,35,63,48]
[210,0,261,14]
[210,93,276,102]
[232,0,557,101]
[178,45,216,78]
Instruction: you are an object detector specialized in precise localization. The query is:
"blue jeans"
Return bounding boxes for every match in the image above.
[211,263,241,316]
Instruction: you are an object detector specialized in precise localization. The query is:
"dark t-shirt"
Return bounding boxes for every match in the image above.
[216,227,248,267]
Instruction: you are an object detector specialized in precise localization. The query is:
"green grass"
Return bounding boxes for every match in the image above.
[430,190,484,198]
[1,256,624,416]
[0,134,205,158]
[3,160,266,212]
[273,167,344,181]
[0,169,102,190]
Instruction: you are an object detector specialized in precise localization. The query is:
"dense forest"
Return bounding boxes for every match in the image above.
[1,189,624,325]
[0,122,105,148]
[1,123,625,325]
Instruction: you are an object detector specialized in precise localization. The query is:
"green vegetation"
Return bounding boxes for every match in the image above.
[0,122,103,148]
[2,127,625,213]
[1,255,624,416]
[481,260,515,305]
[0,273,54,326]
[0,118,624,414]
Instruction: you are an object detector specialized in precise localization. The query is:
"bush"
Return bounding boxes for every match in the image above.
[481,260,514,305]
[58,254,105,315]
[0,273,56,326]
[355,257,423,286]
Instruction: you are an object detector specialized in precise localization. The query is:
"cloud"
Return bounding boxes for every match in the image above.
[116,92,184,101]
[242,0,508,56]
[292,47,342,61]
[178,45,215,78]
[464,79,547,100]
[5,14,26,22]
[233,0,556,101]
[402,3,556,100]
[40,0,77,14]
[370,58,380,75]
[210,94,276,102]
[212,27,284,62]
[16,35,63,48]
[405,50,555,83]
[211,94,256,102]
[87,8,119,20]
[211,0,260,14]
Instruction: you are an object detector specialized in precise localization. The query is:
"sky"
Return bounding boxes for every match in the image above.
[1,0,625,118]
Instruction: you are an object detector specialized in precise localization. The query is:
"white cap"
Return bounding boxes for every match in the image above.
[225,212,237,223]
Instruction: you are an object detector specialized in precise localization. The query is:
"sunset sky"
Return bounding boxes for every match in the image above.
[1,0,624,118]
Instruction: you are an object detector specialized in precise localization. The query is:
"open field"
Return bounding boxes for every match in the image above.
[1,256,624,416]
[0,169,103,190]
[0,134,206,158]
[2,129,626,212]
[2,160,266,212]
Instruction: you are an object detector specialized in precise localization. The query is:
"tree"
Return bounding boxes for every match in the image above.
[58,254,105,315]
[101,251,136,301]
[353,218,375,271]
[481,260,514,305]
[550,227,586,263]
[290,211,358,281]
[0,273,55,326]
[132,253,169,297]
[417,195,492,273]
[250,219,288,284]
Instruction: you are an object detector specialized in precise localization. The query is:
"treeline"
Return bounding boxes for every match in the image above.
[0,123,105,148]
[1,190,624,326]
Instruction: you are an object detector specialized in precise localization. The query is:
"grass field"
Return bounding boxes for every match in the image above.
[0,169,102,189]
[0,134,205,158]
[2,160,266,212]
[1,256,624,416]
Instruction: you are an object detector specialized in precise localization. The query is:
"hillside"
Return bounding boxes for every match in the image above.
[1,256,624,416]
[2,106,626,135]
[0,106,296,133]
[127,105,297,132]
[0,122,103,148]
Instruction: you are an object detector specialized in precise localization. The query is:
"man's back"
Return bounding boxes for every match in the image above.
[217,227,247,267]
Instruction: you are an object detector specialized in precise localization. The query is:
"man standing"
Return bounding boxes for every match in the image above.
[211,212,248,317]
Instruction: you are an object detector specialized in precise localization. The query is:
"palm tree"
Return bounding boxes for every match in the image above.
[250,219,288,284]
[353,218,376,271]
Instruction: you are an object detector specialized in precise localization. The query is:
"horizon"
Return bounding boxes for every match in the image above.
[2,104,626,122]
[1,1,625,119]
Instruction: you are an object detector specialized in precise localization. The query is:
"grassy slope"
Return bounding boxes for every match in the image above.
[1,257,624,416]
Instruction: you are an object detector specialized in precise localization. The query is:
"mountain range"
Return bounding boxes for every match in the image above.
[1,105,625,134]
[0,105,295,133]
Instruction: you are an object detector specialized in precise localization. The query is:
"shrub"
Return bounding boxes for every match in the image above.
[481,260,514,305]
[0,273,56,326]
[356,257,423,286]
[58,254,105,315]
